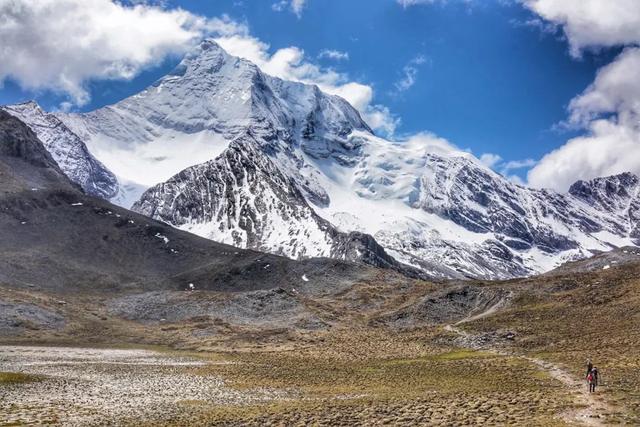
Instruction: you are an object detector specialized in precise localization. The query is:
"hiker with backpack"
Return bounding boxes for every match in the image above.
[587,367,599,393]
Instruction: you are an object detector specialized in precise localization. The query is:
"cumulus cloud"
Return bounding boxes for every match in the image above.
[318,49,350,61]
[215,34,400,135]
[524,0,640,191]
[364,105,401,136]
[528,48,640,190]
[393,55,428,93]
[520,0,640,57]
[567,47,640,126]
[0,0,242,106]
[529,118,640,190]
[272,0,307,18]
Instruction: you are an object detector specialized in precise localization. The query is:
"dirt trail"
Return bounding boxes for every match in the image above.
[455,292,512,326]
[445,295,614,426]
[523,356,612,426]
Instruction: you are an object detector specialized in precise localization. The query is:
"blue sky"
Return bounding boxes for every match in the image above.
[0,0,636,188]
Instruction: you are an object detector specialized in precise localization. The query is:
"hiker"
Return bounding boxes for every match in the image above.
[588,367,599,393]
[586,359,593,377]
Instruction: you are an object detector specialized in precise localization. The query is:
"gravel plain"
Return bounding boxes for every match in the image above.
[0,345,287,426]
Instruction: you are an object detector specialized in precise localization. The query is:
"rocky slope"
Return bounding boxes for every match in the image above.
[5,40,639,279]
[1,102,118,199]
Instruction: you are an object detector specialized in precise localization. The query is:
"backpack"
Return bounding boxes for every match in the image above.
[587,373,593,382]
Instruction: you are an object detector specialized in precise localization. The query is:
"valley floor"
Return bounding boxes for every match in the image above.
[0,326,629,426]
[2,250,640,426]
[0,340,570,426]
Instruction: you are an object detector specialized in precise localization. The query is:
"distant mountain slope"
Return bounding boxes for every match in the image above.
[5,41,639,279]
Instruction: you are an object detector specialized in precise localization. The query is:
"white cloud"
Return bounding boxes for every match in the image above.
[215,34,399,135]
[364,105,401,136]
[405,131,461,156]
[0,0,243,106]
[527,45,640,191]
[479,153,502,168]
[397,0,444,7]
[393,55,428,93]
[523,2,640,191]
[528,48,640,190]
[272,0,307,18]
[521,0,640,56]
[506,174,526,186]
[291,0,307,16]
[499,159,536,186]
[479,153,536,184]
[528,118,640,190]
[567,47,640,126]
[501,158,537,172]
[392,56,425,93]
[318,49,350,61]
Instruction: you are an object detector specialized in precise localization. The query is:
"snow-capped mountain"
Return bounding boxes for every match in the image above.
[1,101,118,199]
[133,130,416,276]
[5,40,639,279]
[54,39,369,210]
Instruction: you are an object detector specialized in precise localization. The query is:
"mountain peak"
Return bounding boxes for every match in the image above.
[569,172,639,196]
[0,110,56,168]
[3,100,45,117]
[569,172,640,214]
[200,38,221,50]
[0,109,78,195]
[2,101,119,199]
[166,38,255,81]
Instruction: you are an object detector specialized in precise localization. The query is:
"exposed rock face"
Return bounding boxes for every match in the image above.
[1,102,118,199]
[134,131,422,279]
[0,109,59,169]
[569,173,640,240]
[134,132,337,259]
[0,109,79,196]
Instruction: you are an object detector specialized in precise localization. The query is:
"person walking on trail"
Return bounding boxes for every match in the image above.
[588,367,599,393]
[586,359,593,377]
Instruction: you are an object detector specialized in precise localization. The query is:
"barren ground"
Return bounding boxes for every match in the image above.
[2,250,640,426]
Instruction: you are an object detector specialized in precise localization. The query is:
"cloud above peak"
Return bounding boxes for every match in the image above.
[528,47,640,190]
[0,0,241,106]
[521,0,640,57]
